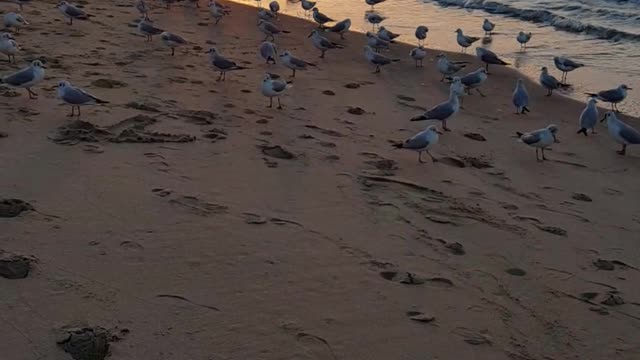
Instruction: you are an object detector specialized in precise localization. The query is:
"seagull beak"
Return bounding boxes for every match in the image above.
[628,87,633,90]
[307,32,313,38]
[600,115,607,123]
[436,131,444,135]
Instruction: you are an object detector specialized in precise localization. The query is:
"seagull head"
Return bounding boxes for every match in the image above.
[620,84,632,91]
[601,111,617,123]
[587,97,597,105]
[280,50,290,58]
[365,31,374,37]
[546,124,559,142]
[435,53,446,59]
[312,8,319,13]
[205,47,219,55]
[263,73,273,82]
[0,32,14,40]
[31,60,46,69]
[307,29,318,38]
[540,66,548,73]
[426,125,439,132]
[454,28,462,34]
[58,80,71,89]
[56,1,67,8]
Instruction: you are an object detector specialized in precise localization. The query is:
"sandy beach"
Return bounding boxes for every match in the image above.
[1,1,640,359]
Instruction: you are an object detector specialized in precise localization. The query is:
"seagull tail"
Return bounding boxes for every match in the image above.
[96,99,110,104]
[281,30,291,34]
[585,92,597,97]
[391,142,404,149]
[410,115,428,122]
[577,128,588,136]
[500,60,510,65]
[391,59,400,62]
[516,131,524,139]
[522,106,530,113]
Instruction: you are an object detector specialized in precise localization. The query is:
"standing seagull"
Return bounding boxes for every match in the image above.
[539,66,568,96]
[138,18,163,42]
[409,46,427,67]
[459,68,488,96]
[3,12,29,34]
[377,26,399,42]
[160,32,189,56]
[476,47,509,73]
[366,31,391,52]
[300,0,316,15]
[0,60,45,99]
[308,29,343,58]
[512,79,530,114]
[0,33,19,63]
[258,20,289,41]
[56,1,90,25]
[261,73,291,109]
[455,28,479,53]
[257,8,276,23]
[259,41,278,64]
[326,18,351,39]
[209,0,230,25]
[312,8,333,28]
[392,125,440,163]
[415,25,428,46]
[517,125,559,161]
[436,53,467,81]
[410,86,460,131]
[57,81,109,117]
[269,1,280,17]
[12,0,33,11]
[134,0,150,19]
[601,111,640,155]
[365,0,386,11]
[577,98,598,136]
[206,47,248,81]
[586,84,631,112]
[517,31,531,50]
[553,56,584,83]
[482,19,495,36]
[280,51,315,77]
[366,13,386,29]
[364,45,399,73]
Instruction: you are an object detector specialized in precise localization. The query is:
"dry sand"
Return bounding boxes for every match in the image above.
[1,1,640,359]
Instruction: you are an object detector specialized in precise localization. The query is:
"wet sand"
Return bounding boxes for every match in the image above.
[1,1,640,360]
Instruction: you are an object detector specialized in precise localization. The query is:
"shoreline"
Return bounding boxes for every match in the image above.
[1,1,639,360]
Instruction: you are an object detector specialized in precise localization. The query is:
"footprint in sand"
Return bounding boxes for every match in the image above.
[168,196,228,216]
[0,252,33,279]
[379,271,454,287]
[262,145,295,160]
[296,332,337,360]
[0,198,34,218]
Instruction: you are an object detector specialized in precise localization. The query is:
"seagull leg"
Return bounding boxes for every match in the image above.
[427,151,438,162]
[617,144,627,155]
[77,106,81,117]
[485,63,489,73]
[171,47,175,56]
[476,88,486,97]
[542,148,547,161]
[320,50,325,59]
[442,120,451,132]
[277,97,282,110]
[27,88,37,99]
[268,97,273,108]
[292,69,296,77]
[535,148,541,162]
[418,152,424,163]
[340,33,345,40]
[67,106,75,117]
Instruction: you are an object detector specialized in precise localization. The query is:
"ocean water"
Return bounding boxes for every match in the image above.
[234,0,640,116]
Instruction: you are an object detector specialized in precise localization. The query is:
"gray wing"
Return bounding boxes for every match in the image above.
[289,56,308,68]
[370,53,391,65]
[65,5,86,18]
[403,131,430,150]
[480,50,503,64]
[447,61,464,73]
[425,101,454,120]
[213,56,238,70]
[62,87,99,104]
[2,67,34,86]
[264,22,280,34]
[521,132,541,145]
[141,22,163,34]
[562,58,583,68]
[461,72,481,86]
[316,12,333,22]
[272,80,287,92]
[329,21,346,32]
[598,88,624,102]
[620,125,640,144]
[541,74,559,89]
[463,35,479,43]
[513,89,528,107]
[318,36,335,48]
[163,33,187,43]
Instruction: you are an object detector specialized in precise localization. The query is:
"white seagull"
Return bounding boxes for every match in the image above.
[517,125,559,161]
[57,81,109,117]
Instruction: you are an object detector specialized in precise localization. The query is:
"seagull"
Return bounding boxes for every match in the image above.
[459,68,488,96]
[517,125,559,161]
[188,0,201,8]
[450,77,465,99]
[436,53,467,81]
[269,1,280,16]
[577,98,598,136]
[258,20,289,41]
[0,33,19,63]
[601,111,640,155]
[517,31,531,50]
[12,0,33,12]
[482,19,494,36]
[0,60,45,99]
[512,79,530,114]
[209,0,230,25]
[326,18,351,39]
[409,46,427,67]
[455,28,479,53]
[392,125,440,163]
[160,31,189,56]
[586,84,631,112]
[56,1,90,25]
[312,8,333,27]
[261,73,291,109]
[364,45,399,73]
[475,47,509,73]
[415,25,428,46]
[553,56,584,83]
[3,12,28,34]
[300,0,316,15]
[308,29,343,58]
[280,51,315,77]
[134,0,150,19]
[539,66,568,96]
[257,8,276,23]
[366,31,391,52]
[410,85,460,131]
[366,13,386,29]
[365,0,386,11]
[138,18,163,41]
[206,47,248,81]
[259,41,278,64]
[377,26,399,42]
[57,81,109,117]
